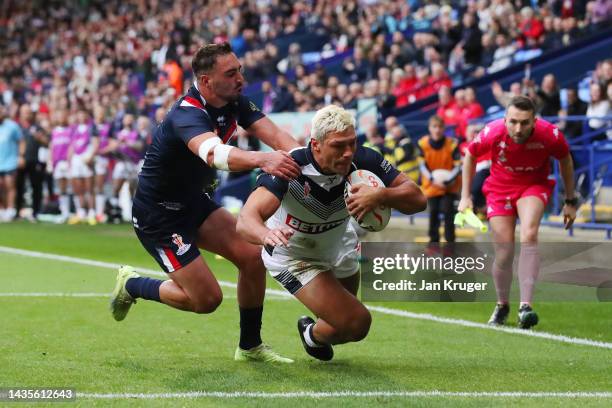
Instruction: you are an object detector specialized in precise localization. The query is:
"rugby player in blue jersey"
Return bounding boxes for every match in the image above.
[109,43,301,363]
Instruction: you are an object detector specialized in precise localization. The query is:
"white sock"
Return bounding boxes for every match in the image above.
[95,194,106,215]
[74,197,85,218]
[303,324,323,348]
[110,197,119,207]
[59,195,70,218]
[4,208,16,219]
[88,208,96,218]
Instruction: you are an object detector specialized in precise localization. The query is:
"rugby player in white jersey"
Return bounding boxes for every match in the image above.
[237,105,426,360]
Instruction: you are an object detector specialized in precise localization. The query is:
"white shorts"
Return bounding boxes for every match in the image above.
[263,227,360,294]
[53,160,70,180]
[112,160,137,180]
[94,156,110,176]
[70,154,94,178]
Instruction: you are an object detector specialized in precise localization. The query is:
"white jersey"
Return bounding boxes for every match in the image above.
[257,145,399,261]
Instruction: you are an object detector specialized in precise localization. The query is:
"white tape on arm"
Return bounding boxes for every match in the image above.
[198,136,222,165]
[212,144,234,171]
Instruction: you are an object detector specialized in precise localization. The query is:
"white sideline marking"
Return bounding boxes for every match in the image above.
[78,390,612,399]
[0,292,288,300]
[1,245,611,350]
[367,305,612,350]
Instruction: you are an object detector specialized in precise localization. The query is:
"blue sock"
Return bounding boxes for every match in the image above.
[125,277,162,302]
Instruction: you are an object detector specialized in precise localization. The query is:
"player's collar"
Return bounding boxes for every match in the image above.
[191,81,207,107]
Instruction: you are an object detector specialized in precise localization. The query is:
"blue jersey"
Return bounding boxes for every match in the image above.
[135,85,265,207]
[256,145,399,257]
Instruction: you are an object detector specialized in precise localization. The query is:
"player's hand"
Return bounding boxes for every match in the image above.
[262,227,294,248]
[17,156,25,169]
[346,184,383,221]
[457,196,473,213]
[563,204,577,230]
[260,151,300,180]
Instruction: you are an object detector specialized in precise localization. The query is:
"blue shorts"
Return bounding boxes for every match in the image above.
[132,194,221,273]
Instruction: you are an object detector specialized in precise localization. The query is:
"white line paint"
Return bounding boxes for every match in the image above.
[78,390,612,399]
[0,292,110,297]
[0,292,289,300]
[367,305,612,350]
[1,245,611,350]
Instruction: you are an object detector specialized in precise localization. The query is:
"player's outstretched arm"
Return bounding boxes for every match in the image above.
[247,116,301,151]
[187,132,300,180]
[236,187,294,247]
[458,150,476,212]
[346,173,427,220]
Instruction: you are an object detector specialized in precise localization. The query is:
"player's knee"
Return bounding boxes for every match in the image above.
[520,227,538,244]
[339,307,371,342]
[237,248,265,275]
[191,293,223,314]
[350,309,372,342]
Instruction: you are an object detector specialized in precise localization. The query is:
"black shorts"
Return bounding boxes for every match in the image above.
[132,194,221,273]
[0,169,16,177]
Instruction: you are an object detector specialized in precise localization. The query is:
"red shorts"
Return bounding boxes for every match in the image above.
[483,179,554,219]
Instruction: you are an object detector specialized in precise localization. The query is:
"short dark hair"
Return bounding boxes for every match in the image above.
[508,95,536,113]
[192,43,233,77]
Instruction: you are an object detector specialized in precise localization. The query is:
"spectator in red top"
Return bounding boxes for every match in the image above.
[464,87,485,118]
[452,89,469,138]
[413,67,435,101]
[436,86,458,127]
[457,87,485,138]
[393,65,417,107]
[518,7,545,48]
[429,63,453,94]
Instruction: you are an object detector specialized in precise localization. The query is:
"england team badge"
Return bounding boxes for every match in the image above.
[172,233,191,256]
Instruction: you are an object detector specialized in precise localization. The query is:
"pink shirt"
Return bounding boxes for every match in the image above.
[116,128,141,163]
[95,122,111,152]
[468,118,569,188]
[71,123,93,155]
[50,126,72,165]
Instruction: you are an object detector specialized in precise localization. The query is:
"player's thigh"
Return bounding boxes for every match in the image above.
[489,215,516,243]
[516,195,545,243]
[294,271,369,329]
[132,205,223,305]
[338,273,360,296]
[167,256,223,308]
[196,207,261,268]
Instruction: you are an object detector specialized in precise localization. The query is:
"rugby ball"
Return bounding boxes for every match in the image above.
[344,169,391,232]
[431,169,452,184]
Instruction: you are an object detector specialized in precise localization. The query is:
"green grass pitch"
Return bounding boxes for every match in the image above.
[0,222,611,407]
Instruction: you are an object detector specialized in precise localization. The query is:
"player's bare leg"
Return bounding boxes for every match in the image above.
[516,195,545,328]
[69,177,85,223]
[196,207,293,363]
[488,215,516,325]
[110,257,223,321]
[294,271,371,360]
[196,207,266,309]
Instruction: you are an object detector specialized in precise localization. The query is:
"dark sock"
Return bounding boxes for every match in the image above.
[239,306,263,350]
[125,277,162,302]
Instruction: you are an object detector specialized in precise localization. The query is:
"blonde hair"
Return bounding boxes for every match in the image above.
[310,105,355,142]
